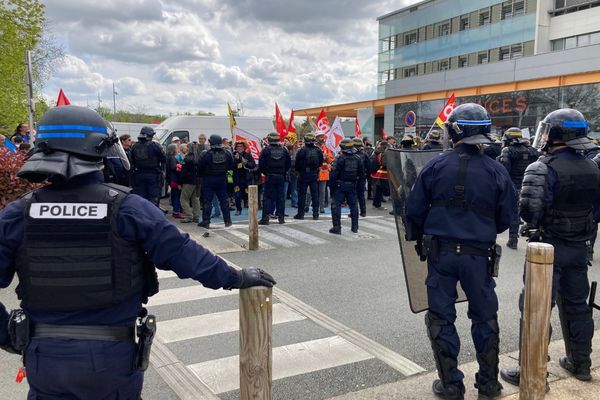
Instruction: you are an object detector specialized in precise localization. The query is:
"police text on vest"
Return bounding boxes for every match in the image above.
[30,203,108,219]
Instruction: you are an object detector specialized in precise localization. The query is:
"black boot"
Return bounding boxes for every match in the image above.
[474,320,502,399]
[197,221,210,229]
[312,214,319,220]
[499,367,520,386]
[559,356,592,381]
[557,296,593,382]
[278,216,285,224]
[425,312,465,400]
[506,235,518,250]
[293,214,304,220]
[351,223,358,233]
[224,220,232,227]
[329,226,341,235]
[258,219,269,225]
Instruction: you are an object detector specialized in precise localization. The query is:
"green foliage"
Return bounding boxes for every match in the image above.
[0,148,45,208]
[94,106,168,124]
[0,0,46,132]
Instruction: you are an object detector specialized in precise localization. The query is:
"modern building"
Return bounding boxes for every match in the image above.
[296,0,600,141]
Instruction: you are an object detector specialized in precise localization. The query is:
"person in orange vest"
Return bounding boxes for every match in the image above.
[316,132,333,213]
[370,140,389,209]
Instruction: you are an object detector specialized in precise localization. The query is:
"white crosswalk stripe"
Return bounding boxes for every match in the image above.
[359,219,397,235]
[225,228,275,249]
[256,229,298,247]
[158,303,305,343]
[148,285,234,307]
[187,335,374,394]
[268,225,328,245]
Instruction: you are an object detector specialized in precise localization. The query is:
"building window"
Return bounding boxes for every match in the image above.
[390,35,397,50]
[499,47,510,60]
[578,34,590,47]
[552,39,565,51]
[565,36,577,49]
[479,9,491,25]
[438,60,449,71]
[514,1,525,16]
[478,52,489,64]
[460,15,469,31]
[510,44,523,59]
[502,2,513,19]
[438,22,450,36]
[458,56,468,68]
[591,32,600,45]
[405,31,417,46]
[404,67,417,78]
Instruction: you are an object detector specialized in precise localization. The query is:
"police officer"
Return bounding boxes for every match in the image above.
[329,138,363,234]
[258,132,291,225]
[406,104,515,399]
[500,109,600,386]
[198,134,235,229]
[498,127,540,249]
[130,126,166,206]
[293,132,323,220]
[400,134,415,150]
[423,130,444,151]
[352,137,370,217]
[0,106,276,399]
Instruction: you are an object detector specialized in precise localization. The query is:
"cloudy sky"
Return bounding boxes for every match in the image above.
[42,0,415,117]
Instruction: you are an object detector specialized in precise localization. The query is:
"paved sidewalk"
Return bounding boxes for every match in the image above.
[329,329,600,400]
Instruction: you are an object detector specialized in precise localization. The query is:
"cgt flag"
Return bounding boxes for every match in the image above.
[56,88,71,106]
[354,117,362,138]
[287,110,297,144]
[275,103,288,141]
[316,109,331,136]
[233,127,262,161]
[435,93,456,129]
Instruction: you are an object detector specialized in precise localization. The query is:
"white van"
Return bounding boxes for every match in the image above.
[111,122,158,137]
[152,115,275,146]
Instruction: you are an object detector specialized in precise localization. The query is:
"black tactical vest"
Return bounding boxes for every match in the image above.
[305,146,321,170]
[268,146,286,175]
[205,149,228,176]
[131,141,160,171]
[340,154,359,182]
[541,156,600,241]
[509,145,537,185]
[16,183,155,312]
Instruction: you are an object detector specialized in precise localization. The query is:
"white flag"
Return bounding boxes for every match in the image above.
[233,126,262,161]
[326,117,345,155]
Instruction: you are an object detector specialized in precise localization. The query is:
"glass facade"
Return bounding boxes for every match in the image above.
[393,83,600,139]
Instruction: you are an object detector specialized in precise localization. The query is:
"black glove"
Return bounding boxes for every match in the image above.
[519,223,537,237]
[0,303,17,354]
[231,267,276,289]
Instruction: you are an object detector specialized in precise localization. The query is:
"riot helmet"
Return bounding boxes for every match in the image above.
[401,134,414,145]
[428,130,441,143]
[445,103,493,145]
[209,134,223,148]
[532,108,595,151]
[139,126,155,140]
[352,137,364,149]
[339,138,355,154]
[267,132,280,145]
[18,106,129,182]
[502,127,523,145]
[304,132,316,145]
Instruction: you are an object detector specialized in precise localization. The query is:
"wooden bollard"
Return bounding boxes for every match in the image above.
[248,185,259,251]
[239,286,272,400]
[520,242,554,400]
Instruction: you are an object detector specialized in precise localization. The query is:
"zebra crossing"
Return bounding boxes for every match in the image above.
[147,251,425,399]
[183,217,399,253]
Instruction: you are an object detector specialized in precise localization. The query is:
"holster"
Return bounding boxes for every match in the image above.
[135,314,157,371]
[421,234,438,262]
[489,244,502,278]
[8,309,31,354]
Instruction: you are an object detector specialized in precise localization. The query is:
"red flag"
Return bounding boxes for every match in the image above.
[275,103,287,141]
[435,92,456,129]
[316,109,330,136]
[286,110,297,144]
[233,127,262,161]
[56,88,71,106]
[381,129,388,140]
[354,118,362,138]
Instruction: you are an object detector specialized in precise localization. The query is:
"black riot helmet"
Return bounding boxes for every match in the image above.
[35,105,114,158]
[339,138,355,154]
[401,134,414,145]
[209,134,223,148]
[139,126,155,141]
[304,132,316,145]
[428,130,441,142]
[267,132,280,145]
[352,137,364,149]
[533,108,595,151]
[445,103,493,145]
[502,127,523,145]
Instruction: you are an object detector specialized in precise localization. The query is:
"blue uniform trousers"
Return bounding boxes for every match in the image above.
[331,182,358,229]
[261,175,286,220]
[356,177,366,215]
[426,250,499,384]
[297,175,319,217]
[25,339,143,400]
[202,175,231,224]
[519,238,593,367]
[133,172,161,206]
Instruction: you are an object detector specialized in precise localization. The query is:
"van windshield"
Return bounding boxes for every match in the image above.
[154,128,169,140]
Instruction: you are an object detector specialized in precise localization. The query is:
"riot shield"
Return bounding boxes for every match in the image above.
[386,148,467,313]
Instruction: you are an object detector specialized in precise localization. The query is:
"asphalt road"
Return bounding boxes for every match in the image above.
[3,201,600,400]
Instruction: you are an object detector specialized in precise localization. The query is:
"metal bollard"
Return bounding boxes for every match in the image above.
[239,286,272,400]
[520,242,554,400]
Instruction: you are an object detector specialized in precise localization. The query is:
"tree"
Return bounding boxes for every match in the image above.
[0,0,61,133]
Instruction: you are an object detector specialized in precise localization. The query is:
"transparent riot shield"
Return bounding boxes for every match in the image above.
[386,148,467,313]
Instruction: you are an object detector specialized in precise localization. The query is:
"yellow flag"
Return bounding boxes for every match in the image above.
[227,103,237,139]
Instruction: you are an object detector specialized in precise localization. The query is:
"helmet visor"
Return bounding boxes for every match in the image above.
[532,121,551,150]
[105,123,130,170]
